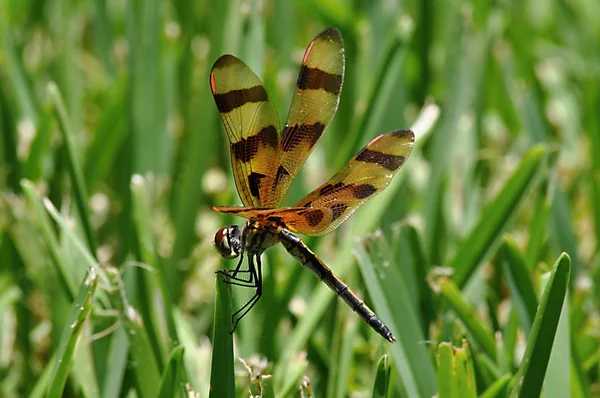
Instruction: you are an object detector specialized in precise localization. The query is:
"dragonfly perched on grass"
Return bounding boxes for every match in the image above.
[210,28,414,342]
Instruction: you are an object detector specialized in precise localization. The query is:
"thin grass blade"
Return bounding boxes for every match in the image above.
[209,274,235,398]
[372,355,391,398]
[46,267,98,397]
[450,145,548,288]
[510,253,571,397]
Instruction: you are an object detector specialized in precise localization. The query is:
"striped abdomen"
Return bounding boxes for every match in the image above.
[278,229,395,342]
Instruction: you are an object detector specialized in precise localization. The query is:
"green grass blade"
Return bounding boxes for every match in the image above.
[501,236,538,333]
[434,278,496,361]
[334,316,358,398]
[542,287,571,398]
[356,234,437,398]
[262,375,275,398]
[20,180,77,300]
[585,86,600,253]
[158,346,188,398]
[117,269,162,398]
[525,177,551,268]
[1,24,37,121]
[479,374,511,398]
[455,341,477,398]
[131,174,179,348]
[209,274,235,398]
[0,283,21,313]
[48,82,97,256]
[30,353,55,398]
[84,80,127,185]
[22,105,53,181]
[372,355,391,398]
[276,353,309,397]
[102,328,129,398]
[436,341,477,398]
[510,253,571,398]
[548,188,581,281]
[127,0,168,173]
[450,144,547,288]
[436,342,454,398]
[46,267,98,397]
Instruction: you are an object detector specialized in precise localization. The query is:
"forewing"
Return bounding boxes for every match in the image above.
[270,28,345,206]
[210,55,281,207]
[292,129,415,235]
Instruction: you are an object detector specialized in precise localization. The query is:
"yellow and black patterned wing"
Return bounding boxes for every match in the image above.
[215,130,415,235]
[210,55,281,207]
[269,28,345,206]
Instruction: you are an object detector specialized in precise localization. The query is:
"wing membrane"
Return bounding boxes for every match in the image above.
[216,130,415,235]
[270,28,345,206]
[210,55,281,207]
[292,130,414,234]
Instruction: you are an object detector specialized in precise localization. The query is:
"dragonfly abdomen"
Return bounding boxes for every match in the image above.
[278,229,396,342]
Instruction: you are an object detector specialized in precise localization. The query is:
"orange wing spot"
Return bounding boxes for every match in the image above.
[210,73,217,94]
[303,41,315,63]
[366,134,384,146]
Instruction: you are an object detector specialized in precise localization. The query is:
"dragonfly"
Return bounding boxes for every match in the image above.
[210,28,414,343]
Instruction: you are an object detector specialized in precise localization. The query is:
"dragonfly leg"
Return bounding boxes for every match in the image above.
[229,254,263,334]
[216,252,255,285]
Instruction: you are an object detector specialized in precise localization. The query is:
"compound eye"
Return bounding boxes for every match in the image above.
[214,226,240,259]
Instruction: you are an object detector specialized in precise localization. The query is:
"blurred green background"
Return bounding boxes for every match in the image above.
[1,0,599,397]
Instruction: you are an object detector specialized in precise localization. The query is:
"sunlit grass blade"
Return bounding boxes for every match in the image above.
[501,236,538,333]
[46,267,98,397]
[356,233,437,398]
[510,253,571,398]
[372,355,391,398]
[158,346,188,398]
[450,144,548,288]
[209,274,235,398]
[48,82,97,256]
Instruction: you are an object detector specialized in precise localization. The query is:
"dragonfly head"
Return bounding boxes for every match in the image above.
[214,225,243,259]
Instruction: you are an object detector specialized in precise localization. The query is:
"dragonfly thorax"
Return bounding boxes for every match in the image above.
[242,220,279,254]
